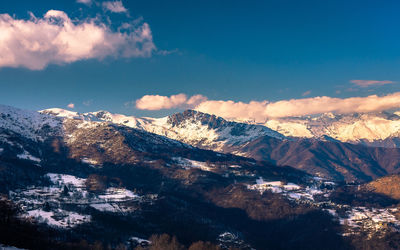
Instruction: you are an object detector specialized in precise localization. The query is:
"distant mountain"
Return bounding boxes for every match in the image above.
[264,111,400,148]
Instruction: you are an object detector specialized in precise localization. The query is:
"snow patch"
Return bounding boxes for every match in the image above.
[26,209,90,228]
[90,203,119,212]
[248,177,301,194]
[173,157,212,171]
[46,173,86,187]
[17,151,41,163]
[129,237,150,244]
[247,177,328,201]
[98,188,138,201]
[229,165,242,168]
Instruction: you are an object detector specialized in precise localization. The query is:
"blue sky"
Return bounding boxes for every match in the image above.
[1,0,400,118]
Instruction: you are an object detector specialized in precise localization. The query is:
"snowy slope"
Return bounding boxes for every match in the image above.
[0,104,62,142]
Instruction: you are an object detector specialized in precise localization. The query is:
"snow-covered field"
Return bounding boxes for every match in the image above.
[9,173,147,228]
[26,209,90,228]
[47,173,86,187]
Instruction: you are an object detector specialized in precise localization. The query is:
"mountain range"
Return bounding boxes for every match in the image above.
[1,104,400,249]
[42,108,400,182]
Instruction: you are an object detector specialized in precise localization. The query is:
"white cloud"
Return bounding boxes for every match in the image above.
[136,92,400,122]
[0,10,155,70]
[67,103,75,109]
[103,1,127,13]
[76,0,92,5]
[350,80,395,87]
[187,94,208,106]
[196,93,400,122]
[135,94,207,110]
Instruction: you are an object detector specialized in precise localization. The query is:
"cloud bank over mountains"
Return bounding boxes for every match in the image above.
[135,92,400,121]
[0,9,155,70]
[135,94,207,110]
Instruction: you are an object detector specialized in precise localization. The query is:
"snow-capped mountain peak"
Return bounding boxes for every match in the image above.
[160,110,285,149]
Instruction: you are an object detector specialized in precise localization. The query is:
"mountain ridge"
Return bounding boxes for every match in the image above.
[40,107,400,181]
[41,107,400,148]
